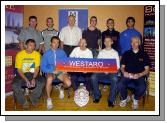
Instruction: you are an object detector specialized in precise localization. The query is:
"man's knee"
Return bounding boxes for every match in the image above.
[64,78,71,88]
[46,74,54,86]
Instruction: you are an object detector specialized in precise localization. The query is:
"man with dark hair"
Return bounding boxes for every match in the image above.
[18,15,44,52]
[41,36,71,110]
[42,17,59,51]
[82,16,101,58]
[117,36,150,110]
[12,39,45,109]
[102,18,120,55]
[120,16,142,56]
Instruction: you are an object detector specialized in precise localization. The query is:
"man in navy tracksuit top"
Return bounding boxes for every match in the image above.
[41,36,71,110]
[120,17,142,56]
[102,18,120,55]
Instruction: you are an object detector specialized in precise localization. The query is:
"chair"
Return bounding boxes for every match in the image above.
[13,68,45,110]
[124,75,149,110]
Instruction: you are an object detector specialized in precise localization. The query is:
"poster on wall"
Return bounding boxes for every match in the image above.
[59,9,88,31]
[5,5,24,95]
[143,5,155,96]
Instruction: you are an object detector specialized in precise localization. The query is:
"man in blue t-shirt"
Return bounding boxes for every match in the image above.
[120,17,142,56]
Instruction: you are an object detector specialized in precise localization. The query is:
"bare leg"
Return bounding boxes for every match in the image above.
[46,74,54,98]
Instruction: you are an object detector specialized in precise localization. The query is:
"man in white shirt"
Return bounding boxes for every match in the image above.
[91,36,120,107]
[70,38,93,92]
[59,15,82,56]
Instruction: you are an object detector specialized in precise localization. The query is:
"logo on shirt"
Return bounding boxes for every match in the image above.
[124,33,127,36]
[139,58,144,62]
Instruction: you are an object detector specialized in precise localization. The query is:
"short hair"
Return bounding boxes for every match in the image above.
[50,36,60,43]
[29,16,37,21]
[104,35,113,41]
[68,15,75,19]
[90,16,97,21]
[106,18,114,23]
[25,39,36,45]
[126,16,135,24]
[80,38,87,43]
[131,36,141,45]
[46,17,53,22]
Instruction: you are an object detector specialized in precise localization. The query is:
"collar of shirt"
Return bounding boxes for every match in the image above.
[28,26,36,31]
[47,28,54,31]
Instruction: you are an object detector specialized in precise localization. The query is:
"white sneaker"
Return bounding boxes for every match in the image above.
[132,99,138,110]
[47,98,53,110]
[59,87,64,99]
[119,99,127,107]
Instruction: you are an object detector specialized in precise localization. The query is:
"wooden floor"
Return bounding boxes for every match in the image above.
[5,85,155,111]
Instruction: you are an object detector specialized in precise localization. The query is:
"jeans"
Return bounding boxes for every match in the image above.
[91,73,118,102]
[71,72,92,92]
[117,76,146,100]
[12,72,46,105]
[90,48,99,58]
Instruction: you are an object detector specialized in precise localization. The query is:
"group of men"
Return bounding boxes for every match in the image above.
[12,15,150,110]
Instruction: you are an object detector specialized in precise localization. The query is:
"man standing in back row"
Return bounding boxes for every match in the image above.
[42,17,59,52]
[59,15,82,56]
[82,16,101,58]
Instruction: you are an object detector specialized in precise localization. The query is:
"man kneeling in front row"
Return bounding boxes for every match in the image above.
[117,36,150,110]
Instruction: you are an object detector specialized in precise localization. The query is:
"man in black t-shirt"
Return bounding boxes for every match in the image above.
[82,16,101,58]
[117,36,150,110]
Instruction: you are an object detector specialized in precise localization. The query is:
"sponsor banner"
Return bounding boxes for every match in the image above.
[5,5,23,93]
[56,58,117,73]
[144,5,155,96]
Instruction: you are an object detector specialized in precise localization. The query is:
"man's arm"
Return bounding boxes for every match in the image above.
[17,69,31,87]
[31,67,40,87]
[60,41,64,49]
[121,64,129,78]
[137,66,150,78]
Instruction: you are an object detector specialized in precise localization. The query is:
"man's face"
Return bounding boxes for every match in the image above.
[104,38,113,48]
[68,16,75,27]
[51,39,59,49]
[46,19,54,28]
[126,19,135,28]
[27,42,36,52]
[29,18,37,28]
[90,18,97,27]
[131,38,140,49]
[79,39,87,49]
[107,20,114,29]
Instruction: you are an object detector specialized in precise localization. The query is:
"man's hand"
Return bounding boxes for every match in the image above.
[25,80,31,88]
[31,79,36,87]
[52,70,59,74]
[123,72,129,78]
[133,73,140,79]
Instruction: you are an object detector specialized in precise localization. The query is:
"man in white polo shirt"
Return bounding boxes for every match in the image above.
[70,38,93,92]
[91,36,120,107]
[59,15,82,56]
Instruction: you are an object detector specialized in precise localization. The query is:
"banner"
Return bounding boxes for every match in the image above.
[56,58,117,73]
[5,5,23,94]
[143,5,155,96]
[59,9,88,31]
